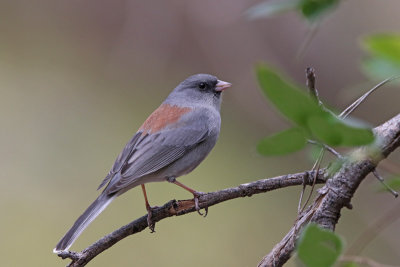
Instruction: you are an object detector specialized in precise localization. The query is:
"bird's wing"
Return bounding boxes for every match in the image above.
[97,132,143,190]
[103,113,210,194]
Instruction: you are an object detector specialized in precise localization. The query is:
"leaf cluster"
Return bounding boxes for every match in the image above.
[256,65,374,156]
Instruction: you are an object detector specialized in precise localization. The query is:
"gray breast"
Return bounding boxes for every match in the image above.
[158,107,220,179]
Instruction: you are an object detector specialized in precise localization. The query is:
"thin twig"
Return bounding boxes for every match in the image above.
[298,67,324,213]
[306,67,319,103]
[300,150,324,213]
[339,76,400,119]
[296,22,320,61]
[308,140,343,159]
[373,170,398,197]
[56,170,326,266]
[298,177,307,213]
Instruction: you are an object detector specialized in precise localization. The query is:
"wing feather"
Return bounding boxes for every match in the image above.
[97,132,142,190]
[104,115,210,194]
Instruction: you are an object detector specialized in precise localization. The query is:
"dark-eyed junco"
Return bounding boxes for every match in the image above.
[54,74,231,252]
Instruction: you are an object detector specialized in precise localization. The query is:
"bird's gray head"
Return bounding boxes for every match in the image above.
[165,74,231,109]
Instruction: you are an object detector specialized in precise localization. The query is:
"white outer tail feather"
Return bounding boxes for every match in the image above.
[53,194,116,252]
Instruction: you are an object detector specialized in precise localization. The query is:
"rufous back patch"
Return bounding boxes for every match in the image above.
[139,104,191,134]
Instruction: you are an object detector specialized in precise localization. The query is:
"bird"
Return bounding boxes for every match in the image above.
[53,74,231,252]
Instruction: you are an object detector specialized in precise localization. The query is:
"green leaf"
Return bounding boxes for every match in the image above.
[363,34,400,64]
[362,57,400,80]
[307,114,374,146]
[257,127,308,156]
[256,63,375,147]
[307,115,342,146]
[297,224,343,267]
[246,0,301,19]
[300,0,340,20]
[256,64,323,127]
[334,119,375,146]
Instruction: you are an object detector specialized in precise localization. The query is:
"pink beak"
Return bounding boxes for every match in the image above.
[215,80,232,92]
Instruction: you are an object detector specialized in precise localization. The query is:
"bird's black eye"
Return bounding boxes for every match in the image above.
[198,82,206,90]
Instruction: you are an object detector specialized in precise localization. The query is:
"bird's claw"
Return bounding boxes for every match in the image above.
[193,192,208,217]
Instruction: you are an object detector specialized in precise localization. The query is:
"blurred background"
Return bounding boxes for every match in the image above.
[1,0,399,266]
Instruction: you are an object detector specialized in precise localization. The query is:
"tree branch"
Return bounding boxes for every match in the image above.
[57,170,326,266]
[258,113,400,267]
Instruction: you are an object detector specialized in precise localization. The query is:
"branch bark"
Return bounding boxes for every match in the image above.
[258,113,400,267]
[57,170,326,266]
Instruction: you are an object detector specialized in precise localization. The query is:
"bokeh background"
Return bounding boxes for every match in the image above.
[1,0,400,266]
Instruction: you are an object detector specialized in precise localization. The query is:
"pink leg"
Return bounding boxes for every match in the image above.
[141,184,155,232]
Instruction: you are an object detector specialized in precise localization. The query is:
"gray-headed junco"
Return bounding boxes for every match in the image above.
[54,74,231,252]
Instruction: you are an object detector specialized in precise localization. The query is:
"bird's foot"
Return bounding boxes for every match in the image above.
[193,191,208,217]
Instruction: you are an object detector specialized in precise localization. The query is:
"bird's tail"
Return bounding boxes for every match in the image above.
[53,193,116,252]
